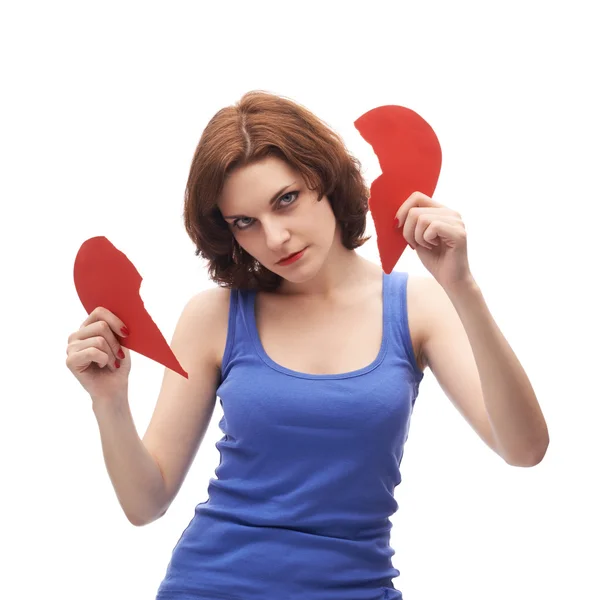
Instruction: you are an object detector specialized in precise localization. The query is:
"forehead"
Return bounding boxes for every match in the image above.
[218,156,299,212]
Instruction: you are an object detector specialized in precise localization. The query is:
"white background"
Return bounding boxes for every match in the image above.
[1,1,599,599]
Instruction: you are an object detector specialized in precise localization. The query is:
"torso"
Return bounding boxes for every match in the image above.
[212,265,429,376]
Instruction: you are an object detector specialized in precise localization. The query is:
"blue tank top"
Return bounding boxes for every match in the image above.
[156,270,424,600]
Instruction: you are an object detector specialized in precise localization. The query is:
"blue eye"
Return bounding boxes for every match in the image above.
[233,217,254,230]
[233,191,299,231]
[279,191,298,206]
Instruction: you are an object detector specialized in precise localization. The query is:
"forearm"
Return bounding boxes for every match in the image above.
[445,279,549,466]
[92,396,168,526]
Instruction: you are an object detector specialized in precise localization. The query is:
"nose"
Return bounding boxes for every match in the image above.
[262,218,291,252]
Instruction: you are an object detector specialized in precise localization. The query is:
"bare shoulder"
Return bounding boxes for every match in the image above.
[406,273,445,309]
[185,284,231,315]
[405,274,444,372]
[184,285,231,369]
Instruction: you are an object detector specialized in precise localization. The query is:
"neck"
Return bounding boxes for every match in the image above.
[278,244,376,300]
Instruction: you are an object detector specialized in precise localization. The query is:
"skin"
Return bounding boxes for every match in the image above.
[217,155,549,467]
[218,155,380,299]
[217,155,391,379]
[69,152,547,526]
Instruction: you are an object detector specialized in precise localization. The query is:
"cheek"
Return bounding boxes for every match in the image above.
[305,199,332,225]
[234,233,262,257]
[314,204,337,234]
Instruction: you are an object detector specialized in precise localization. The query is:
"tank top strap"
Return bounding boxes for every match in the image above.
[385,270,423,380]
[219,286,255,383]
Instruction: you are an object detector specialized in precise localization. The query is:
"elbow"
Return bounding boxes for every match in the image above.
[506,454,543,468]
[127,507,168,527]
[505,439,549,468]
[127,512,151,527]
[125,486,171,527]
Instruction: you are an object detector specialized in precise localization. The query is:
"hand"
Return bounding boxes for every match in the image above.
[395,191,474,291]
[66,307,132,403]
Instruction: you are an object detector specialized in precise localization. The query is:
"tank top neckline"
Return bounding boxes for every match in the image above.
[243,271,391,380]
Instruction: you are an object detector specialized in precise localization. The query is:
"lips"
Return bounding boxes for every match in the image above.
[279,251,299,262]
[277,248,305,264]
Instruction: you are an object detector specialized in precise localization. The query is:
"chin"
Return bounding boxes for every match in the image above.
[276,254,325,283]
[279,271,315,284]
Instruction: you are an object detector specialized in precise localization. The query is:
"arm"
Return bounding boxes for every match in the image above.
[416,275,549,467]
[92,287,228,526]
[93,396,169,526]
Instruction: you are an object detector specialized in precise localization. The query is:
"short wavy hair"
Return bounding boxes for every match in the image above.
[183,90,371,291]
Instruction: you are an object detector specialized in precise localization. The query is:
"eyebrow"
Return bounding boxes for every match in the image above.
[222,181,297,220]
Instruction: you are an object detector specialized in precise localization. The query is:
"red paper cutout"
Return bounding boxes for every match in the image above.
[354,105,442,273]
[74,236,188,379]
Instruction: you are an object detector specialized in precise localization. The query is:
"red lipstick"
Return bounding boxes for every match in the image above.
[277,247,307,266]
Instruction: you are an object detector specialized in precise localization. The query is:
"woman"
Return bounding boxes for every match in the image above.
[65,91,549,600]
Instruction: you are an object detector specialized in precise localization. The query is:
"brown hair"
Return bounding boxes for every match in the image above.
[183,90,371,291]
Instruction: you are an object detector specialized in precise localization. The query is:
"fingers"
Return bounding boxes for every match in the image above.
[66,345,118,374]
[67,307,129,373]
[411,210,439,249]
[394,191,443,226]
[399,208,461,250]
[422,220,467,249]
[79,306,129,339]
[67,334,122,373]
[394,192,462,250]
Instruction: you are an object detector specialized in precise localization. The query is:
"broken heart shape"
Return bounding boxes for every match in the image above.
[354,105,442,273]
[74,236,188,379]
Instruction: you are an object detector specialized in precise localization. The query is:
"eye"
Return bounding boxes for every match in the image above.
[278,191,299,207]
[232,217,254,231]
[232,191,299,231]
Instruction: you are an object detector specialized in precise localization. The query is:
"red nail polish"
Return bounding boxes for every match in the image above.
[394,218,399,228]
[115,360,121,368]
[117,349,125,359]
[120,327,129,337]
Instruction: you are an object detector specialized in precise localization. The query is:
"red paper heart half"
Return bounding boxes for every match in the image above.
[354,105,442,273]
[74,236,188,378]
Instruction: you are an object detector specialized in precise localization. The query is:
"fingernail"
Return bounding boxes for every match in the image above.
[120,327,129,337]
[115,360,121,369]
[394,218,399,228]
[117,349,125,359]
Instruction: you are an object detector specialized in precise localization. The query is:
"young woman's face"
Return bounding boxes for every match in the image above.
[218,155,339,281]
